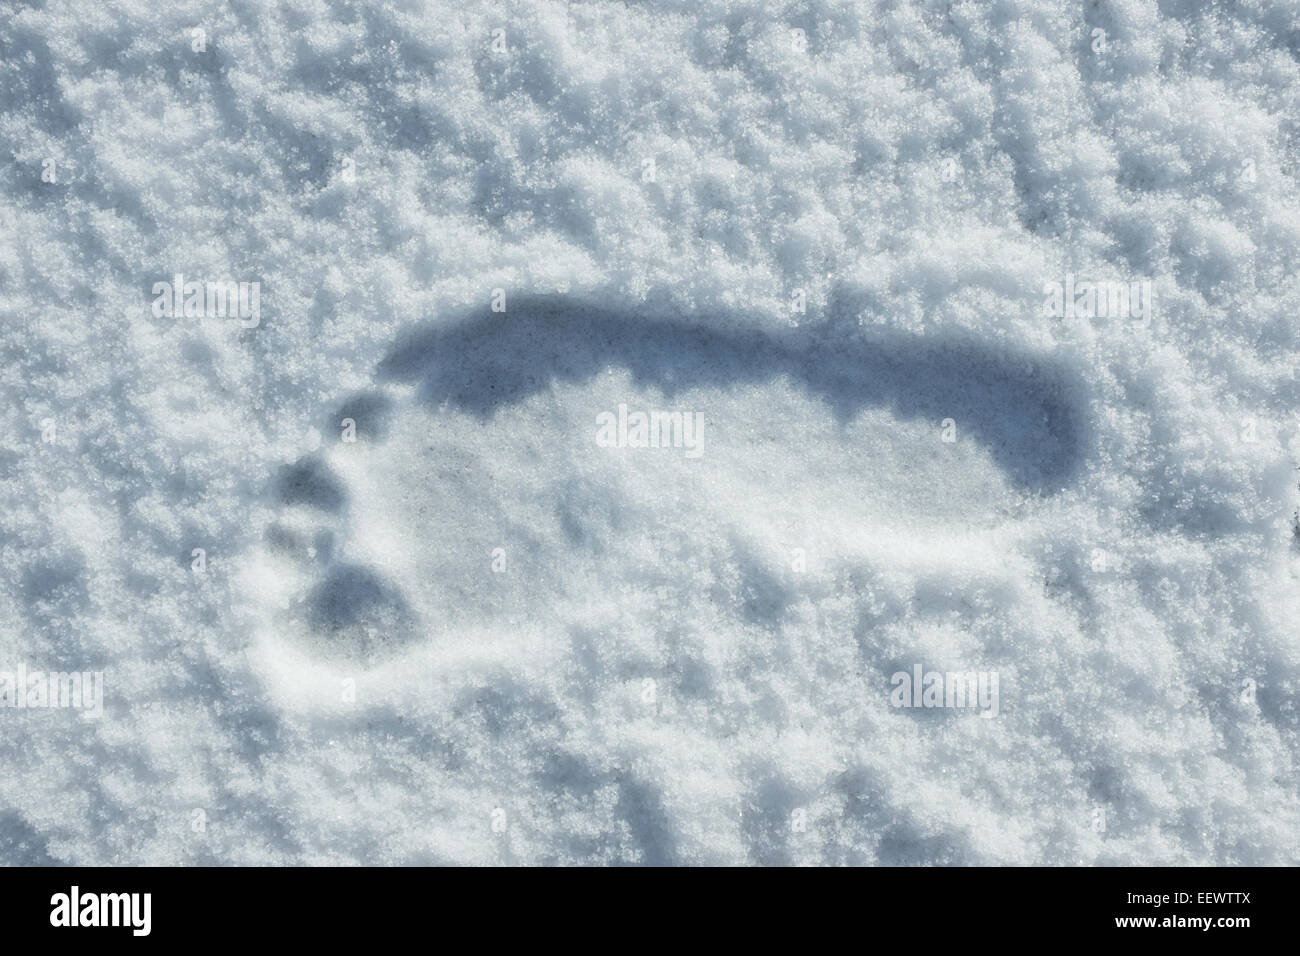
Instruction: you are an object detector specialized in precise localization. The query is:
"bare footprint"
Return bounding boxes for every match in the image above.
[244,295,1086,691]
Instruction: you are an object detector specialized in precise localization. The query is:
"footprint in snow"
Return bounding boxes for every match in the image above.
[251,294,1086,671]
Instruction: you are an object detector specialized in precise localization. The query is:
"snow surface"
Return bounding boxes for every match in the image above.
[2,0,1299,865]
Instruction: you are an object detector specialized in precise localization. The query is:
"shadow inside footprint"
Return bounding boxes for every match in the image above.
[275,455,348,512]
[304,564,417,664]
[379,294,1086,492]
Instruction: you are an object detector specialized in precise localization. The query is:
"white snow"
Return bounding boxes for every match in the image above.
[1,0,1299,864]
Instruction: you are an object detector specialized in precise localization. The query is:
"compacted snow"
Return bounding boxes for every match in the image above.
[2,0,1299,865]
